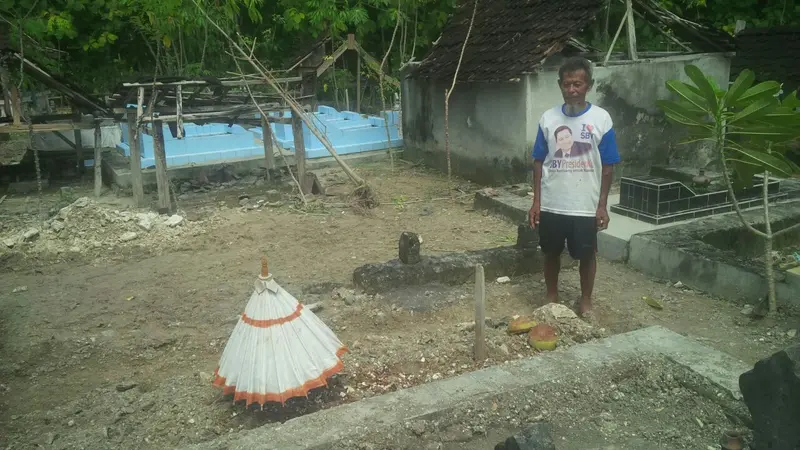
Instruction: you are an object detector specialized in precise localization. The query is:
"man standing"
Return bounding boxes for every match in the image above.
[529,57,620,317]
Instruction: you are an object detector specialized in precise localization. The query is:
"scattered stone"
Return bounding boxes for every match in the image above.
[265,190,282,202]
[12,286,27,293]
[532,303,600,344]
[533,303,577,321]
[164,215,184,227]
[3,237,17,248]
[305,302,323,313]
[120,232,138,242]
[136,213,157,231]
[494,422,555,450]
[50,220,65,233]
[239,197,251,207]
[407,421,427,436]
[398,231,422,265]
[22,228,40,241]
[44,432,58,445]
[73,197,90,208]
[496,276,511,284]
[788,329,797,339]
[741,305,754,316]
[673,281,684,288]
[739,344,800,450]
[498,344,510,355]
[67,419,75,427]
[115,381,138,392]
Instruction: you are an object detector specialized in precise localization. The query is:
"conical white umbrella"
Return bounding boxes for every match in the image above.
[213,257,347,407]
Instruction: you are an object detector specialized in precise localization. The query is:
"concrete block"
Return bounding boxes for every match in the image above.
[597,231,628,262]
[739,344,800,450]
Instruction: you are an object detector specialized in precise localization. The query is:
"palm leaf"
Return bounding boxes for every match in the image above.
[725,145,793,177]
[685,64,719,111]
[723,69,755,107]
[734,81,781,106]
[666,80,709,112]
[729,97,779,124]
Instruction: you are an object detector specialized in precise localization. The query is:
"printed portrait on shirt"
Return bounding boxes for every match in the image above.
[553,125,593,159]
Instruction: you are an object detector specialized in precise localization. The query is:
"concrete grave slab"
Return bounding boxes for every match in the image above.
[184,326,750,450]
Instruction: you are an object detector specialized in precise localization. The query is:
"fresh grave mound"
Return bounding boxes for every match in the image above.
[0,197,216,257]
[326,355,751,450]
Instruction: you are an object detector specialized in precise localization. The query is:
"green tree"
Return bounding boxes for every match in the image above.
[656,64,800,315]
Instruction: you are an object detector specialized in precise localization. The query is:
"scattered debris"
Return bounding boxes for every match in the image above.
[115,382,138,392]
[531,303,602,344]
[496,276,511,284]
[164,215,184,228]
[494,422,556,450]
[673,281,684,288]
[741,305,754,316]
[788,329,797,339]
[306,302,323,313]
[22,228,40,241]
[12,286,27,293]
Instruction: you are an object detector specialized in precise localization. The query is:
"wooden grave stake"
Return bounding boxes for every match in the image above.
[126,110,145,207]
[474,264,487,361]
[93,121,102,197]
[176,85,184,139]
[152,120,171,213]
[73,126,84,176]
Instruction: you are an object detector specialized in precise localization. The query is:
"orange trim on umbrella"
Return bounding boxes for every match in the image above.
[241,303,304,328]
[212,346,349,406]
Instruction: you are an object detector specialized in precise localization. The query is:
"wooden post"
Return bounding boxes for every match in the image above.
[625,0,638,60]
[261,114,275,181]
[345,89,350,112]
[136,87,145,120]
[152,120,171,213]
[291,114,308,193]
[9,84,21,126]
[93,121,102,197]
[356,55,362,113]
[126,110,145,206]
[176,85,184,139]
[74,126,84,176]
[474,264,487,361]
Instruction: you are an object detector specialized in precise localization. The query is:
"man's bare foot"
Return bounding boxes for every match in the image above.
[578,299,593,317]
[545,294,559,304]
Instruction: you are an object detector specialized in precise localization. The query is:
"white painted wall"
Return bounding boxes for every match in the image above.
[31,125,123,152]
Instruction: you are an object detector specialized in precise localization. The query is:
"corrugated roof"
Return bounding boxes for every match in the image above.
[414,0,605,82]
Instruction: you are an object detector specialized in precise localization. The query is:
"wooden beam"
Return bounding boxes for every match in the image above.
[0,122,91,134]
[291,113,308,194]
[347,33,356,50]
[93,121,102,197]
[120,77,301,89]
[151,120,171,214]
[53,131,77,149]
[316,42,350,77]
[625,0,638,60]
[354,41,401,88]
[630,7,692,52]
[126,110,145,207]
[261,114,275,181]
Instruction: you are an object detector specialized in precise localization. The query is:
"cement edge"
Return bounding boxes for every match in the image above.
[183,326,749,450]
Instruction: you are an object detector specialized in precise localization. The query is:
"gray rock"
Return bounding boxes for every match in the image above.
[23,228,40,241]
[115,381,138,392]
[51,220,65,233]
[164,215,184,227]
[120,232,138,242]
[265,189,282,202]
[494,422,555,450]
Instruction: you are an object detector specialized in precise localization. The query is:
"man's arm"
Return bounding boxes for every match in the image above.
[530,126,548,227]
[597,164,613,209]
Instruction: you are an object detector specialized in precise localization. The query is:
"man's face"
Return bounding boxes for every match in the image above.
[556,129,573,153]
[559,69,592,105]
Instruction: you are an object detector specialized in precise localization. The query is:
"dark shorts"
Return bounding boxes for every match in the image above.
[538,211,597,260]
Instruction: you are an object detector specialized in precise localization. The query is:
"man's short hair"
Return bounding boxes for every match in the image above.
[558,57,594,82]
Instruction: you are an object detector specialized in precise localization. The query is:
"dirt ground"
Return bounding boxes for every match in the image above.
[0,160,798,450]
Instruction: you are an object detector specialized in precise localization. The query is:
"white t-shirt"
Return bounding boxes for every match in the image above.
[532,103,621,217]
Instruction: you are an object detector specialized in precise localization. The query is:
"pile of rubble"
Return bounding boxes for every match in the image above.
[1,197,214,257]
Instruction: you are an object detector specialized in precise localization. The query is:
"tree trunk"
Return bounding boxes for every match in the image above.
[762,170,777,314]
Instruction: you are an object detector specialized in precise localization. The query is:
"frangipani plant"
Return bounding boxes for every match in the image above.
[656,64,800,315]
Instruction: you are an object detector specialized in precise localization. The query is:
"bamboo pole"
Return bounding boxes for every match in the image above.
[625,0,638,60]
[193,0,367,188]
[603,13,628,65]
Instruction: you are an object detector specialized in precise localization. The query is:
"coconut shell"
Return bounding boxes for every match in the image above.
[528,324,558,351]
[507,317,537,335]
